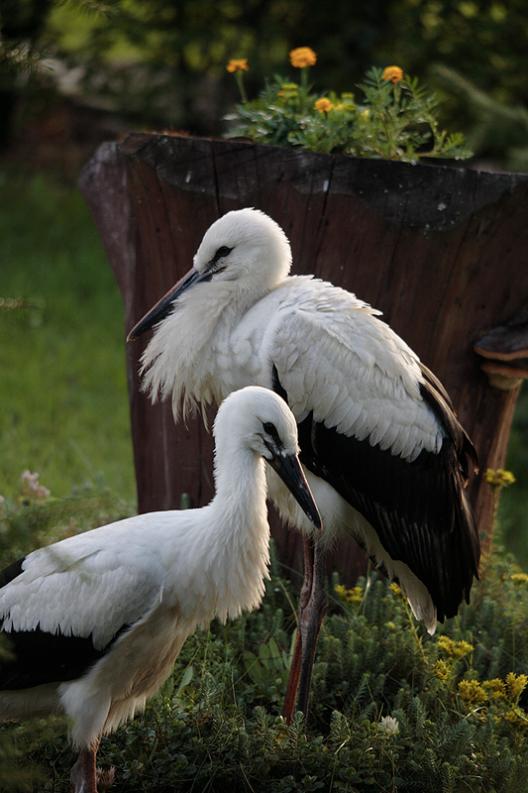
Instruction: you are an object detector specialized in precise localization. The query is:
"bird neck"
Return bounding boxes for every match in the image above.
[141,281,269,419]
[203,443,271,621]
[212,441,268,530]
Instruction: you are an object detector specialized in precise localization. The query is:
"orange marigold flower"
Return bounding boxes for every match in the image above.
[226,58,249,73]
[314,97,334,113]
[383,65,404,84]
[290,47,317,68]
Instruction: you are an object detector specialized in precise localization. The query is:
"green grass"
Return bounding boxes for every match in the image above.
[0,169,135,504]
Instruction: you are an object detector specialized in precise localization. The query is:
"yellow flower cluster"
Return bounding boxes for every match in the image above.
[314,97,334,113]
[289,47,317,68]
[389,582,402,596]
[458,679,487,705]
[335,583,363,604]
[484,468,516,487]
[510,572,528,584]
[437,636,474,658]
[482,678,506,701]
[505,672,528,702]
[503,707,528,727]
[226,59,249,73]
[382,65,404,84]
[457,674,527,710]
[432,659,452,683]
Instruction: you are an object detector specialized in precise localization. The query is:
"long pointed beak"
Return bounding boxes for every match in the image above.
[127,267,205,341]
[267,453,322,531]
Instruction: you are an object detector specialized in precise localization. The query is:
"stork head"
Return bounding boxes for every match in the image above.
[214,387,322,530]
[128,208,292,340]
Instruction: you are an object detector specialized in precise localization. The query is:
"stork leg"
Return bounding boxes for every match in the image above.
[283,536,327,724]
[283,537,314,722]
[70,743,98,793]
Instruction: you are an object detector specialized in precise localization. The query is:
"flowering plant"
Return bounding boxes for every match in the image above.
[225,49,470,163]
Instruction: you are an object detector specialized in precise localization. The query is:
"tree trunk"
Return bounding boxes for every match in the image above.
[80,132,528,583]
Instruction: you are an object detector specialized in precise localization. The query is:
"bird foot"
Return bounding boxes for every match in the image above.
[96,766,116,790]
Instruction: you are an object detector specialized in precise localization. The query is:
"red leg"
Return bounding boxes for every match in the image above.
[282,628,302,723]
[296,538,327,719]
[283,537,326,724]
[70,744,98,793]
[283,537,314,722]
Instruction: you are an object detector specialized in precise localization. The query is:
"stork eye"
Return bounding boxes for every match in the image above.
[214,246,233,261]
[262,422,283,449]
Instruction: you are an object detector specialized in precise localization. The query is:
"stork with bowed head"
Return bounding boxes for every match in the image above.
[129,207,480,723]
[0,386,320,793]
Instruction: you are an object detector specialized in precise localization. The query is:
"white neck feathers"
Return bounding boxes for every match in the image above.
[196,441,271,624]
[140,283,241,419]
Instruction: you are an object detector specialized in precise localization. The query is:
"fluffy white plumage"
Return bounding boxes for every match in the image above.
[139,208,478,636]
[0,386,315,783]
[142,215,441,462]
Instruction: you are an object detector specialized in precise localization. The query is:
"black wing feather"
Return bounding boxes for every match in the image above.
[0,629,118,690]
[273,366,480,623]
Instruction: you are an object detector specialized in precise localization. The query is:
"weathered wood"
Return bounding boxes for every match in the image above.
[80,133,528,581]
[474,306,528,390]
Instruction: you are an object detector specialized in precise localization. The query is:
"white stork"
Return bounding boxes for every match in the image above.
[129,207,480,721]
[0,386,320,793]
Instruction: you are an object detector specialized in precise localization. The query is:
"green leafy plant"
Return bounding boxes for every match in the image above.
[225,51,471,163]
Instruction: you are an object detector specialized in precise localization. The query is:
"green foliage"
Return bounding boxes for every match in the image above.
[0,485,131,570]
[0,475,132,790]
[1,0,524,166]
[0,169,135,503]
[4,541,528,792]
[226,66,470,163]
[432,64,528,172]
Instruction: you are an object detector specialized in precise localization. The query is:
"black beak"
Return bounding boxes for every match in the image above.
[267,453,322,531]
[127,266,207,341]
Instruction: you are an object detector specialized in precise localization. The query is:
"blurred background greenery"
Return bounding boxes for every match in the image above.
[2,0,528,168]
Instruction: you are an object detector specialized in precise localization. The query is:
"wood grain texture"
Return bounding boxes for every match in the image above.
[80,133,528,581]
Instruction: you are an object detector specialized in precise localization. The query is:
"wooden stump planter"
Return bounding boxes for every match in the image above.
[80,132,528,583]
